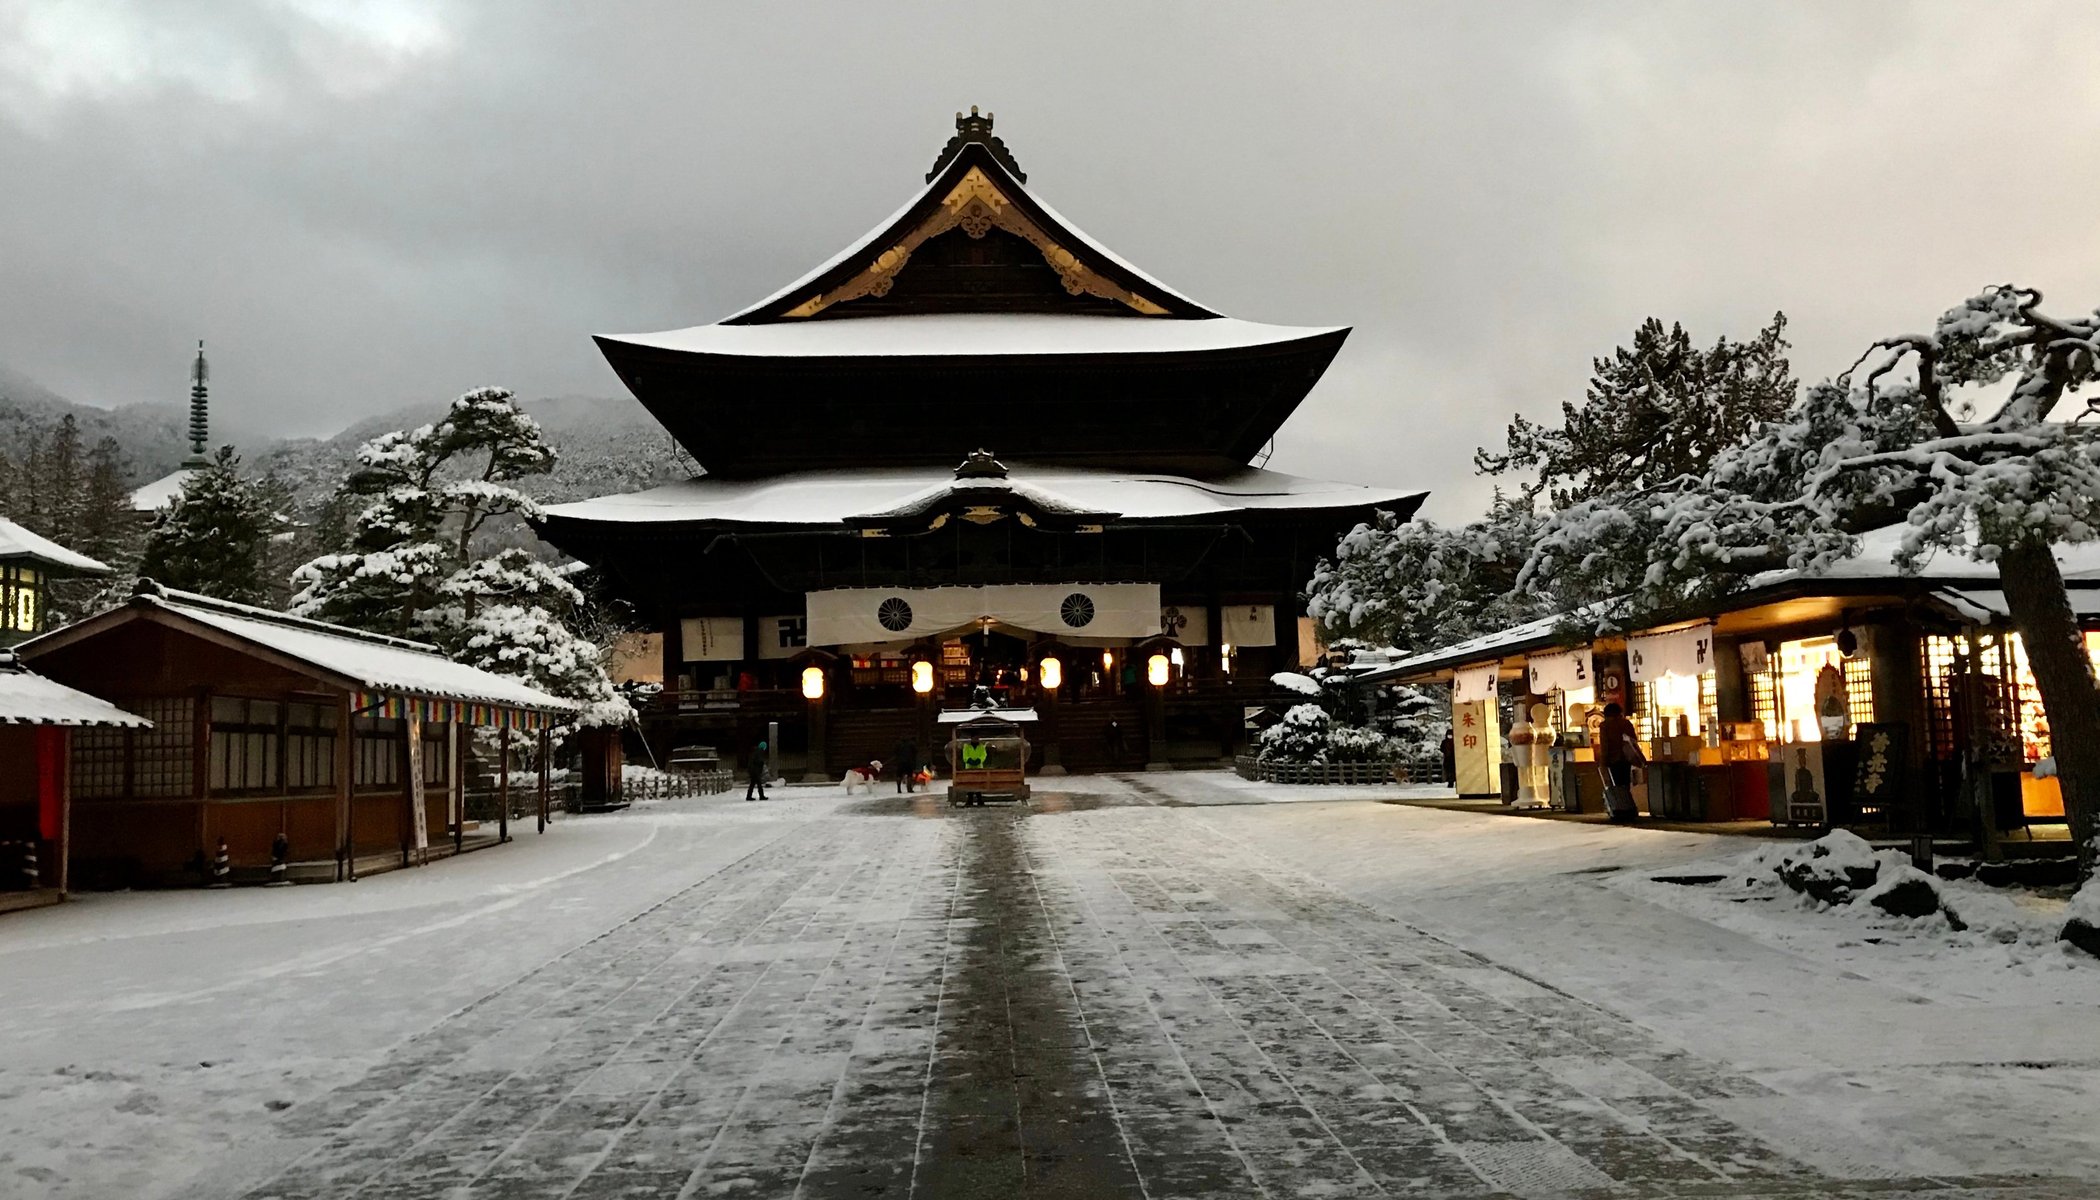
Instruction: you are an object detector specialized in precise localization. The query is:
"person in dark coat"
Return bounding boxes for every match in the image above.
[1440,728,1456,784]
[1105,718,1128,764]
[745,739,769,802]
[893,737,920,793]
[1596,703,1645,822]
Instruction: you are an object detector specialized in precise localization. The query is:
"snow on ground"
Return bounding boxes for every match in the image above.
[0,771,2094,1198]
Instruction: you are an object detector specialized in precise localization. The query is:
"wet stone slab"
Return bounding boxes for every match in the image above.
[236,799,2078,1199]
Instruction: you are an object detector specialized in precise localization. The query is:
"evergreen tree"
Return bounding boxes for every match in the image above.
[37,414,85,545]
[78,436,136,565]
[1306,489,1545,653]
[291,387,627,728]
[1477,313,1796,508]
[139,447,271,604]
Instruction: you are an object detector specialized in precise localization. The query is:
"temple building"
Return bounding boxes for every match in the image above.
[538,110,1422,774]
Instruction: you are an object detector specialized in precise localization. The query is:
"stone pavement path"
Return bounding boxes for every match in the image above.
[233,791,2080,1199]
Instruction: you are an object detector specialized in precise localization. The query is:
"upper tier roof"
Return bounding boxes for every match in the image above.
[540,463,1422,530]
[593,111,1351,478]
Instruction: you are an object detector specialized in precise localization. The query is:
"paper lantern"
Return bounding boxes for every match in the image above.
[1101,649,1114,671]
[1146,653,1170,687]
[911,660,935,694]
[801,665,825,700]
[1039,656,1063,690]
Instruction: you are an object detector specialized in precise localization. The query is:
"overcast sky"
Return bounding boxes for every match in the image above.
[4,1,2099,519]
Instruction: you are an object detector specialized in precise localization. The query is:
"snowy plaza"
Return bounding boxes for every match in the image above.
[2,777,2095,1199]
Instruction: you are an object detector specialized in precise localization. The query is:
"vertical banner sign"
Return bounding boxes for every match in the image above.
[406,719,429,857]
[447,721,462,834]
[1451,698,1503,799]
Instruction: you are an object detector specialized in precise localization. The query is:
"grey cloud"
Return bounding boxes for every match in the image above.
[3,1,2098,520]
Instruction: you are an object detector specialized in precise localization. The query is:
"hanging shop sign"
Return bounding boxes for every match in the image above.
[1220,603,1277,648]
[1525,649,1592,694]
[1452,664,1499,705]
[805,583,1162,646]
[680,616,746,662]
[1628,623,1715,683]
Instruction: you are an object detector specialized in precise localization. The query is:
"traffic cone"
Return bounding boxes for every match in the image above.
[268,833,290,886]
[210,837,231,888]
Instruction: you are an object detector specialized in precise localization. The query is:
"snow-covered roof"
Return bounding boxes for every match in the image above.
[1931,587,2100,624]
[598,313,1344,360]
[1360,524,2100,686]
[937,707,1039,725]
[0,653,150,727]
[0,516,109,574]
[23,585,578,713]
[130,468,196,512]
[542,464,1421,528]
[1747,522,2100,587]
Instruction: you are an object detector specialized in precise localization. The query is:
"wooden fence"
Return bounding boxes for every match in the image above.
[1233,754,1445,786]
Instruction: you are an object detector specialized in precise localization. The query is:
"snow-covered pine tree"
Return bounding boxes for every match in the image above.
[139,447,271,605]
[1476,313,1797,508]
[1522,287,2100,876]
[290,387,628,728]
[1307,489,1543,653]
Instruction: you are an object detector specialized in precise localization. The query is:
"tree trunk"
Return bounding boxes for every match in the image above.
[1996,537,2100,878]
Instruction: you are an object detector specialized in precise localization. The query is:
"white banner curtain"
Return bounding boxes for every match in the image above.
[805,583,1162,646]
[1452,664,1499,705]
[680,616,746,662]
[1525,649,1592,694]
[754,615,809,660]
[1628,623,1717,682]
[1219,603,1277,648]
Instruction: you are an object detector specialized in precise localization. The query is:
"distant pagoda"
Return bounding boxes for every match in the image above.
[539,110,1424,774]
[131,342,211,512]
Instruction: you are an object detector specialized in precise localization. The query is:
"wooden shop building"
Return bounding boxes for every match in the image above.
[1362,525,2100,847]
[16,583,577,887]
[538,109,1421,775]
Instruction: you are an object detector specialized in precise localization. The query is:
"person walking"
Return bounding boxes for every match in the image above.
[1596,703,1644,823]
[893,736,920,794]
[745,739,770,802]
[1104,718,1127,765]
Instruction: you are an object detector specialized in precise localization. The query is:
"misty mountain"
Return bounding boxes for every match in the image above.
[0,366,695,521]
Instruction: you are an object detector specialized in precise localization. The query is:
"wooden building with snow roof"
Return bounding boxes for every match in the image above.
[17,582,577,887]
[538,109,1422,773]
[0,651,150,912]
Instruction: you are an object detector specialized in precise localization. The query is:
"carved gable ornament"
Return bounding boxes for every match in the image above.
[780,166,1169,319]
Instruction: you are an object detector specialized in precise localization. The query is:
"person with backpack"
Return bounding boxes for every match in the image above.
[1596,703,1645,822]
[745,739,769,802]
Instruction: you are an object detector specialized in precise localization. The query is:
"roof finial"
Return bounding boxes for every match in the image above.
[927,105,1024,184]
[184,340,210,466]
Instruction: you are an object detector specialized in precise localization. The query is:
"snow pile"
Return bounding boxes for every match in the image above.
[1772,830,1882,905]
[1269,671,1323,697]
[2064,883,2100,959]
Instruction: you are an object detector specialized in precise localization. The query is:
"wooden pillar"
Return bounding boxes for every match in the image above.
[536,727,551,833]
[498,724,512,844]
[802,690,829,783]
[1037,684,1065,776]
[338,694,355,881]
[450,720,464,854]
